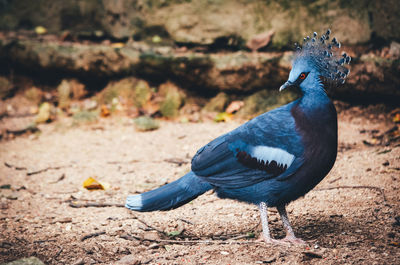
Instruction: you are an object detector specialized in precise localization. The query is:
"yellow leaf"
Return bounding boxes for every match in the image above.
[35,26,47,35]
[83,177,104,190]
[111,42,125,48]
[214,112,233,122]
[393,113,400,123]
[101,104,110,117]
[152,35,162,43]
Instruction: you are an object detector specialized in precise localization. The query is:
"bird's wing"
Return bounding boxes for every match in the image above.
[191,103,305,188]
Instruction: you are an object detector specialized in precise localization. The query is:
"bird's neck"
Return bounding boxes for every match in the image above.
[298,84,334,120]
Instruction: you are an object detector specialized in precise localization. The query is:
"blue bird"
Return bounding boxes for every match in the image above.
[126,30,351,244]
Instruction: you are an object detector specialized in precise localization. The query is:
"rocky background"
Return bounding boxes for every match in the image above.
[0,0,399,136]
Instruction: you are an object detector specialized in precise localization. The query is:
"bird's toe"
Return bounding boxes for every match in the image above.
[256,235,291,246]
[281,235,307,245]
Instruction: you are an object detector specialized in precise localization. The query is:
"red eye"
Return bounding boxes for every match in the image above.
[300,73,306,80]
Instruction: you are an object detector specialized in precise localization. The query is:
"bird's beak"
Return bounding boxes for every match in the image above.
[279,81,292,92]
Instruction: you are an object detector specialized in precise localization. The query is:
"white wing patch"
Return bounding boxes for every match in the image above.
[250,146,295,169]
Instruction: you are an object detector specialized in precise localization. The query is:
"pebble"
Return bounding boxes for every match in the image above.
[115,255,141,265]
[220,251,229,255]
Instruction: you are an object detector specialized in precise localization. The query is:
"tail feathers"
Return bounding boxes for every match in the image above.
[125,171,212,212]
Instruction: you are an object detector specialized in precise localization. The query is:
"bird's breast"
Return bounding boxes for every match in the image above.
[290,102,338,183]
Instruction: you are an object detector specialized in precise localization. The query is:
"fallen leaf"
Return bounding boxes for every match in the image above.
[101,105,110,117]
[226,101,244,114]
[246,232,255,238]
[214,112,233,122]
[167,230,182,237]
[152,35,162,43]
[111,42,125,48]
[83,177,104,190]
[35,26,47,35]
[246,30,275,52]
[35,102,52,123]
[393,113,400,123]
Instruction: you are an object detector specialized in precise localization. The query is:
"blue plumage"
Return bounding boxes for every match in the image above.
[126,30,350,245]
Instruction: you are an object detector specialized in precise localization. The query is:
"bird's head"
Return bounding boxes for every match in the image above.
[280,29,351,94]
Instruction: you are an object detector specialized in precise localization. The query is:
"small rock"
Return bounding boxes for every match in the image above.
[0,76,13,99]
[143,231,160,241]
[203,92,229,112]
[83,99,98,110]
[147,243,160,249]
[53,217,72,224]
[226,100,244,114]
[72,258,84,265]
[35,102,52,123]
[158,81,185,118]
[382,161,389,166]
[57,79,72,109]
[389,41,400,58]
[134,80,152,108]
[255,257,276,264]
[24,87,43,104]
[220,251,229,255]
[2,256,46,265]
[115,254,141,265]
[246,30,275,52]
[133,116,160,131]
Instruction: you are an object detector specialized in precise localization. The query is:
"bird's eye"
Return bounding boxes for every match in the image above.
[299,73,307,80]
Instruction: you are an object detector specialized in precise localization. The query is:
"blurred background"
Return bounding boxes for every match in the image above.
[1,2,400,264]
[0,0,399,134]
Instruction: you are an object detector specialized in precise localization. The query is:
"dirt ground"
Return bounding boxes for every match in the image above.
[0,103,399,265]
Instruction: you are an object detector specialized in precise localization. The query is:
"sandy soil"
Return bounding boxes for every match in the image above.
[0,104,399,265]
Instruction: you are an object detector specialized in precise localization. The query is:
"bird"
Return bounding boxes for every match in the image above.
[126,29,351,245]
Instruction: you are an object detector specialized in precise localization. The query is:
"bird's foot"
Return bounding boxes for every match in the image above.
[281,235,307,245]
[256,234,307,246]
[256,235,290,246]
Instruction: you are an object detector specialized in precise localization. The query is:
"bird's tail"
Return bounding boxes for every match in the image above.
[125,171,212,212]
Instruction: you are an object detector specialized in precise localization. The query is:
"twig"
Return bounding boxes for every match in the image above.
[69,202,125,208]
[6,126,39,136]
[54,246,63,259]
[130,214,166,235]
[122,170,135,175]
[177,218,194,225]
[1,113,36,119]
[120,234,261,245]
[27,165,70,176]
[328,177,341,184]
[107,160,139,164]
[4,162,27,170]
[49,173,65,184]
[163,158,189,166]
[34,239,57,244]
[81,231,106,241]
[315,185,386,202]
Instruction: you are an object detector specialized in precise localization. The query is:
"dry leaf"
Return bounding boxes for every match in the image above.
[393,113,400,123]
[246,30,275,52]
[83,177,104,190]
[214,112,233,122]
[226,101,244,114]
[35,26,47,35]
[111,42,125,48]
[100,105,110,117]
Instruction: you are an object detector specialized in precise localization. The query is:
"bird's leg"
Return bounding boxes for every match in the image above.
[277,205,306,245]
[257,202,288,245]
